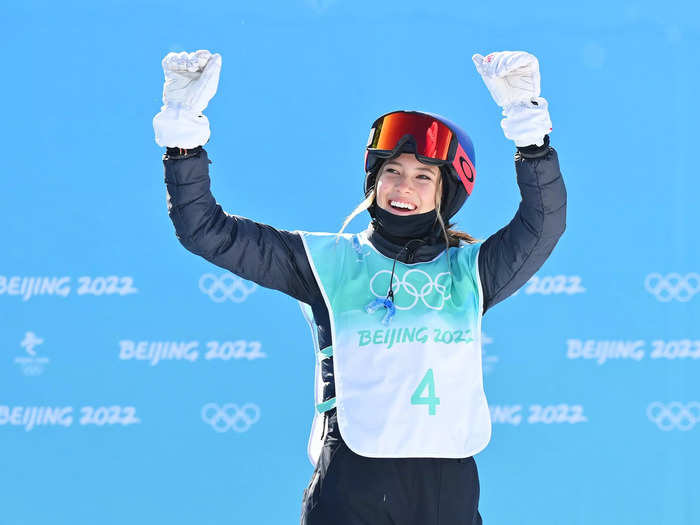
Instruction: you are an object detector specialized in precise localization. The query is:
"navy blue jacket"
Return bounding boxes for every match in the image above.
[162,141,567,433]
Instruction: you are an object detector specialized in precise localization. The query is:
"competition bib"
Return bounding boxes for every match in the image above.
[298,230,491,465]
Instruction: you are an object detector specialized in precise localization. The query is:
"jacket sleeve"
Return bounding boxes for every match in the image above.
[478,136,567,313]
[162,146,321,305]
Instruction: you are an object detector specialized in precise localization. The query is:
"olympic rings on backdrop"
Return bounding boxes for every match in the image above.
[201,403,261,433]
[199,273,258,303]
[644,273,700,302]
[369,269,451,310]
[646,402,700,431]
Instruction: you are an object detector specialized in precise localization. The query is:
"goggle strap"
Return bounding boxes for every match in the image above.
[451,142,476,196]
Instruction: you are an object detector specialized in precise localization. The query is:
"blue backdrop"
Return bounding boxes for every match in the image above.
[2,1,699,524]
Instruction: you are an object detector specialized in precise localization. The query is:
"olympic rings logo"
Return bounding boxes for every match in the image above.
[199,273,257,303]
[644,273,700,302]
[646,402,700,431]
[369,269,451,310]
[201,403,261,433]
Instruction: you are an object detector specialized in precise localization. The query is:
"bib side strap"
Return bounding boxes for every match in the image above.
[317,345,333,360]
[316,397,336,414]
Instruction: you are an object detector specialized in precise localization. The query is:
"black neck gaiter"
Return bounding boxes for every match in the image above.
[372,205,443,246]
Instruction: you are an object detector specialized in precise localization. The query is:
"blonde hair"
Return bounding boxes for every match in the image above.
[338,166,479,253]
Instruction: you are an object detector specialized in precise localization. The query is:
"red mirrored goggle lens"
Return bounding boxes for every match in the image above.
[369,112,453,161]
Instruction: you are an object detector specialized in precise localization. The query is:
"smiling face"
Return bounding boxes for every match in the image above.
[375,153,441,215]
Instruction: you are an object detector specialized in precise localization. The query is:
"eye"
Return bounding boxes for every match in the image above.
[417,174,433,181]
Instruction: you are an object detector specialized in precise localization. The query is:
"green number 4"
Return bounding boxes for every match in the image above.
[411,368,440,415]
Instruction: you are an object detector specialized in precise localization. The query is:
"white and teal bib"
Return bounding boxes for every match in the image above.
[298,230,491,466]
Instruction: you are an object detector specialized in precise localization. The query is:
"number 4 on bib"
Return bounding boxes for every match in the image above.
[411,368,440,415]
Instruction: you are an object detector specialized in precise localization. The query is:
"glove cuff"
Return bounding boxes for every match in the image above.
[164,145,204,159]
[500,97,552,148]
[517,134,551,158]
[153,107,211,149]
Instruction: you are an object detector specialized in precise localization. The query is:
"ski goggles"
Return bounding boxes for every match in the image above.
[366,111,454,163]
[365,111,475,195]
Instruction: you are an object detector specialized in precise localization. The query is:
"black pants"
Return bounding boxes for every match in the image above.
[301,411,483,525]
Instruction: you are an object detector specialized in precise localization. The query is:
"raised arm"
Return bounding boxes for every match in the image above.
[471,51,566,312]
[153,50,320,305]
[162,146,320,304]
[478,136,566,312]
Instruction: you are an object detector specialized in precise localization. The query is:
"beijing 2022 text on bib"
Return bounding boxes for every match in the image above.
[298,230,491,465]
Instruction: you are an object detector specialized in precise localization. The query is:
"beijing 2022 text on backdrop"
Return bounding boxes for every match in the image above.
[2,1,699,524]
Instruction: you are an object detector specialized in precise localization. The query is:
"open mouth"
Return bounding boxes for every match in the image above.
[389,200,417,212]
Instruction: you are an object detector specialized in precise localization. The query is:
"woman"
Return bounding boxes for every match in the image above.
[154,50,566,525]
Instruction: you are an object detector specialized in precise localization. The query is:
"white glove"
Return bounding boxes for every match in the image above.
[472,51,552,147]
[153,50,222,149]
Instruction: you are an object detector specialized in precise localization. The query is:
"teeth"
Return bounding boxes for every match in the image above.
[391,200,415,210]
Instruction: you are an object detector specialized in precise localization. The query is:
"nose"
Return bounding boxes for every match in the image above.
[395,175,413,193]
